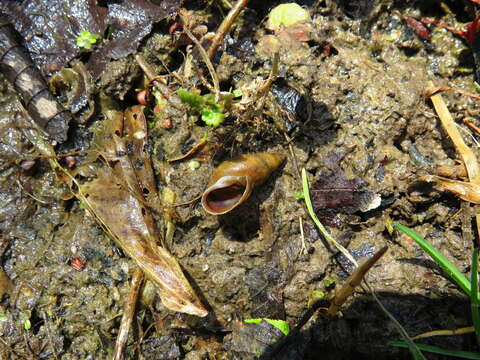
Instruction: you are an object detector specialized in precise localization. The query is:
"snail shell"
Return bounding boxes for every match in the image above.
[201,152,286,215]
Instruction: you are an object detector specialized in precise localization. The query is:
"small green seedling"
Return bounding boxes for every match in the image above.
[267,3,310,31]
[76,30,101,50]
[188,160,200,170]
[323,276,335,288]
[177,88,225,127]
[311,290,326,298]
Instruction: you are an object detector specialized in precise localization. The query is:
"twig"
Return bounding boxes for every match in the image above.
[327,246,387,316]
[428,81,480,248]
[463,118,480,138]
[180,16,221,102]
[207,0,251,59]
[299,216,307,256]
[258,52,279,97]
[134,54,183,110]
[113,269,144,360]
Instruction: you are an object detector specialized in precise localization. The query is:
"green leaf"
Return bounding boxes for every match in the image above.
[23,319,31,331]
[393,223,472,297]
[267,3,310,31]
[311,290,326,298]
[201,108,224,127]
[232,89,243,98]
[188,160,200,170]
[76,30,101,50]
[177,88,205,112]
[323,276,335,288]
[244,318,263,324]
[389,341,480,359]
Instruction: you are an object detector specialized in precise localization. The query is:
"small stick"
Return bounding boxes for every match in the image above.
[327,246,388,316]
[463,118,480,138]
[180,16,221,102]
[113,269,144,360]
[413,326,474,340]
[167,139,208,162]
[135,54,183,110]
[299,216,307,255]
[207,0,251,59]
[258,52,279,97]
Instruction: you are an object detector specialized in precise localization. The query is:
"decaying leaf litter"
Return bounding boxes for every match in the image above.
[2,0,480,358]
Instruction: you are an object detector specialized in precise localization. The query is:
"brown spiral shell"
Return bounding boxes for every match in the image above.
[201,152,286,215]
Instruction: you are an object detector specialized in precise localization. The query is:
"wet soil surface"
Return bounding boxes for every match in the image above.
[1,0,479,359]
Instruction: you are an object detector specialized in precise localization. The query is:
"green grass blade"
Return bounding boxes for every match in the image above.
[389,341,480,359]
[393,222,472,296]
[471,248,480,347]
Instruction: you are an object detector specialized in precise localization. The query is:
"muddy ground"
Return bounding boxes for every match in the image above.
[0,0,479,359]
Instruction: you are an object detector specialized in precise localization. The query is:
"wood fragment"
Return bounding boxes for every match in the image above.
[180,13,221,101]
[435,163,468,178]
[207,0,251,59]
[113,269,144,360]
[327,246,388,316]
[463,117,480,137]
[417,175,480,204]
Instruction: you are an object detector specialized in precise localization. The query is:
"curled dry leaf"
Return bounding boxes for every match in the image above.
[77,107,207,317]
[417,175,480,204]
[80,169,207,317]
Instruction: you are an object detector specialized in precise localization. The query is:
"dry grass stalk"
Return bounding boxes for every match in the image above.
[428,81,480,184]
[327,246,388,316]
[113,269,144,360]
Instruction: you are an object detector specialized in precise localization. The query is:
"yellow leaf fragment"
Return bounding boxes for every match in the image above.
[428,82,480,184]
[266,3,310,32]
[418,175,480,204]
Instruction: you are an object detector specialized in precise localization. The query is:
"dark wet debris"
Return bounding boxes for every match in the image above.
[140,335,181,360]
[0,0,181,77]
[271,78,311,133]
[224,320,286,358]
[309,151,381,226]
